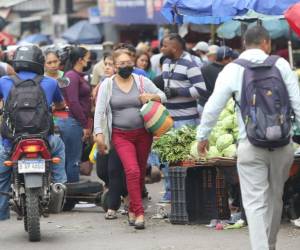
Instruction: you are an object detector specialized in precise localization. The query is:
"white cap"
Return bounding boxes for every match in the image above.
[192,41,209,52]
[206,45,219,56]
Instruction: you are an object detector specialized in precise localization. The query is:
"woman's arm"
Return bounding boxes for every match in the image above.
[142,76,167,103]
[94,78,110,135]
[64,71,89,128]
[139,92,161,104]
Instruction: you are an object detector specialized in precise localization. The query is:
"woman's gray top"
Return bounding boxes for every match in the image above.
[94,73,167,138]
[110,80,144,130]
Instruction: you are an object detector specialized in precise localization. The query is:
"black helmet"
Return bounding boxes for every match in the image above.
[13,45,45,75]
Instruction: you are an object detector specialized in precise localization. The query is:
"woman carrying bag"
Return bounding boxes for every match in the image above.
[94,49,166,229]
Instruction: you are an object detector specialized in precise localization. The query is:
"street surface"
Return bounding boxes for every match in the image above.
[0,180,299,250]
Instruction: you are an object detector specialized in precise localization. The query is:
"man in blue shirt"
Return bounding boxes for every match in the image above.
[0,45,67,221]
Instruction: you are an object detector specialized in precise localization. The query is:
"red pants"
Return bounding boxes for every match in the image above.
[112,127,153,216]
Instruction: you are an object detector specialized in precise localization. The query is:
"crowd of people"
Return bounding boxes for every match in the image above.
[0,25,299,250]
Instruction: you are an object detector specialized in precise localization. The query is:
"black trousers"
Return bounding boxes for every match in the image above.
[96,149,127,210]
[222,167,247,222]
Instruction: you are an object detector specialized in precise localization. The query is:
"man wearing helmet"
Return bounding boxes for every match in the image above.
[0,45,67,221]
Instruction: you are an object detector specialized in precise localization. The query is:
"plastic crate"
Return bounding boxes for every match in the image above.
[215,170,231,220]
[169,166,230,225]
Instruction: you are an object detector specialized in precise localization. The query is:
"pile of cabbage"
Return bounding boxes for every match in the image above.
[190,99,239,160]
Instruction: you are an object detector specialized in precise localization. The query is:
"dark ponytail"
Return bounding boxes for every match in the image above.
[64,46,88,72]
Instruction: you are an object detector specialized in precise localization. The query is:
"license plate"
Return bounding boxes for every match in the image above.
[18,159,45,174]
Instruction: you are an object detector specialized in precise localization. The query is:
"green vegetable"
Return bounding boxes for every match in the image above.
[225,99,235,114]
[208,133,217,146]
[207,146,222,159]
[190,141,200,160]
[207,99,239,155]
[216,134,234,152]
[219,109,232,121]
[219,115,235,130]
[222,144,237,157]
[213,129,228,140]
[152,126,196,164]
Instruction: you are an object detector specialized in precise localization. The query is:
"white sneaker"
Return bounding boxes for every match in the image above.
[294,218,300,227]
[291,217,300,227]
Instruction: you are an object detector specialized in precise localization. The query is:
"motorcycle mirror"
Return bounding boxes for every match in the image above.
[57,77,70,88]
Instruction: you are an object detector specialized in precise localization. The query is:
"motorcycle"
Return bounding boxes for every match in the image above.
[2,135,65,242]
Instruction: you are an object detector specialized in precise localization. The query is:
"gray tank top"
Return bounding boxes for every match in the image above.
[110,80,144,130]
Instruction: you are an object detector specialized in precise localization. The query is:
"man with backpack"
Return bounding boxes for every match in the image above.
[197,26,300,250]
[0,45,67,221]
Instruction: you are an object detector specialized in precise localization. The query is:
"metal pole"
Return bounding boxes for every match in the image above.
[210,24,216,44]
[288,28,294,69]
[241,22,247,49]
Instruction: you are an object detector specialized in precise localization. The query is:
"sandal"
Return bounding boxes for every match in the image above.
[128,212,136,226]
[105,210,117,220]
[134,215,145,230]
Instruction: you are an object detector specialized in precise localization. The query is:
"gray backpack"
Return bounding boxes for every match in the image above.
[234,55,291,148]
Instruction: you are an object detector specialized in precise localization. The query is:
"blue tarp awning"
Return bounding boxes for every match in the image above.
[18,34,52,45]
[162,0,300,24]
[235,0,299,16]
[62,20,102,44]
[161,0,247,24]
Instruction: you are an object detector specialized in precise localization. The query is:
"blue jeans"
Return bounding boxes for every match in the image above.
[0,135,67,220]
[56,117,83,183]
[147,151,161,167]
[163,118,200,194]
[173,118,200,129]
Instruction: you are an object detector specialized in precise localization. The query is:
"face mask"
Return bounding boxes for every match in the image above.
[83,61,92,72]
[118,66,134,79]
[45,68,58,75]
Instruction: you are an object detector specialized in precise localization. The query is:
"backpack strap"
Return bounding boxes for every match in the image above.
[233,55,280,69]
[10,75,23,86]
[33,75,44,84]
[232,58,252,68]
[263,55,280,66]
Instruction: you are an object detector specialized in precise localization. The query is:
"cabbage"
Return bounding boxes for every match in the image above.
[222,144,237,157]
[216,134,234,152]
[233,132,239,141]
[207,146,222,159]
[207,98,239,157]
[219,115,235,130]
[225,99,235,114]
[233,115,238,127]
[213,129,228,139]
[233,127,239,140]
[219,109,232,121]
[190,141,200,160]
[208,133,217,146]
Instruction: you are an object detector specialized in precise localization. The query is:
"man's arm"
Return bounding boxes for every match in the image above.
[196,64,235,141]
[276,58,300,126]
[53,101,66,111]
[6,64,15,75]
